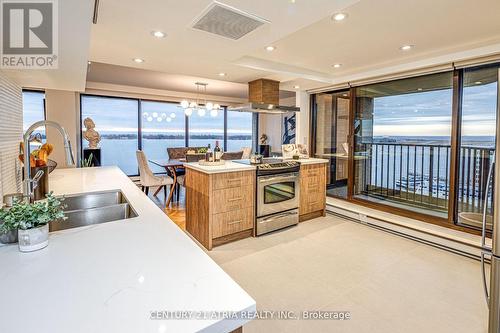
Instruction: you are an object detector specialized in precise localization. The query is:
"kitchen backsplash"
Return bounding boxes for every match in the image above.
[0,73,22,199]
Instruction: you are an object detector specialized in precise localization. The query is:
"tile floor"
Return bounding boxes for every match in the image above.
[208,215,489,333]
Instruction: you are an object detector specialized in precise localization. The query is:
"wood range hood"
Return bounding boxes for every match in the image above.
[228,79,300,113]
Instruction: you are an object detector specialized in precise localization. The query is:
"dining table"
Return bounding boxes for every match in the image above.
[148,158,186,198]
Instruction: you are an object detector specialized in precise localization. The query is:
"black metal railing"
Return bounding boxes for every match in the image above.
[356,142,494,214]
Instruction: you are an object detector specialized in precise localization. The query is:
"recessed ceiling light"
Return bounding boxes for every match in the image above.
[151,31,166,38]
[400,45,414,51]
[293,85,300,89]
[266,46,276,52]
[218,72,226,77]
[87,61,91,65]
[333,63,342,68]
[417,88,423,91]
[290,0,296,3]
[133,58,144,63]
[332,13,348,21]
[475,81,482,85]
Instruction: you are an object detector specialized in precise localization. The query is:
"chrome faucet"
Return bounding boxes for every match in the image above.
[23,120,75,201]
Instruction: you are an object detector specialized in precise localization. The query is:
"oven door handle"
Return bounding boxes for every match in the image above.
[259,210,298,224]
[259,175,298,183]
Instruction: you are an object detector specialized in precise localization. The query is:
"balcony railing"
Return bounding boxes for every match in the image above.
[356,142,494,215]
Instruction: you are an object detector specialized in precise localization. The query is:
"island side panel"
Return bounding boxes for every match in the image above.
[299,163,327,222]
[186,168,213,249]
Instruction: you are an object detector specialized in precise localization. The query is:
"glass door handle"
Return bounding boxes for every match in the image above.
[480,159,494,307]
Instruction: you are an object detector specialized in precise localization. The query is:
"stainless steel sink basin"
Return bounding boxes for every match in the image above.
[50,190,138,232]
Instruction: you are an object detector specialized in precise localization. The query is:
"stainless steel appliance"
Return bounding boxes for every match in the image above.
[482,68,500,333]
[235,158,300,235]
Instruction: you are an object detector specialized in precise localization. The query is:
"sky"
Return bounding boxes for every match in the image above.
[79,95,253,135]
[23,81,497,138]
[372,81,497,137]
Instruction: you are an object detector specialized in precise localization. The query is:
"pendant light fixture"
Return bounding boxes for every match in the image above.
[180,83,221,117]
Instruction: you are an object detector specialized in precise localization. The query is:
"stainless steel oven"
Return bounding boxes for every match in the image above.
[234,159,301,236]
[257,172,299,217]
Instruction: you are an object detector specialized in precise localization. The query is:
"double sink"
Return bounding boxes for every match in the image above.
[50,190,138,232]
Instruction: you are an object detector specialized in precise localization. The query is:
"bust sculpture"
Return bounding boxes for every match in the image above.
[83,117,101,149]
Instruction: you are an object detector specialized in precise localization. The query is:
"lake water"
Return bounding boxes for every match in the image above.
[95,138,252,175]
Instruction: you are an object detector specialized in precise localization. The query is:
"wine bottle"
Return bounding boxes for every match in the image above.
[206,144,213,162]
[214,141,222,162]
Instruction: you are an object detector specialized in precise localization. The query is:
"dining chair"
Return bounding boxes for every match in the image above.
[136,150,183,207]
[221,151,244,160]
[185,153,206,163]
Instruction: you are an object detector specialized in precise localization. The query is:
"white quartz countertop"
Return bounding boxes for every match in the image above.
[0,166,255,333]
[184,161,256,174]
[184,158,328,174]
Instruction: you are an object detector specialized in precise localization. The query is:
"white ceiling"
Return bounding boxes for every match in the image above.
[2,0,94,91]
[88,0,500,93]
[88,0,358,90]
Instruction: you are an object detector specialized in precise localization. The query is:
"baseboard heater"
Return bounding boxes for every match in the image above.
[326,203,485,261]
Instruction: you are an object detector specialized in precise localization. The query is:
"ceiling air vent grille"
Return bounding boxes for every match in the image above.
[191,1,269,40]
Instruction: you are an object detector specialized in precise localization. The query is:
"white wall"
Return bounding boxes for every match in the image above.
[44,90,79,167]
[0,72,23,199]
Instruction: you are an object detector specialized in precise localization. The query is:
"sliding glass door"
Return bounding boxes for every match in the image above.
[311,63,500,229]
[456,65,498,230]
[313,90,351,199]
[353,72,454,218]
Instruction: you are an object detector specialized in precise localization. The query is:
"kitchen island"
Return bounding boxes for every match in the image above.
[184,158,328,250]
[0,166,255,333]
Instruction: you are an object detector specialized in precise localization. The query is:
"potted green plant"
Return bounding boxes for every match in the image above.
[0,193,66,252]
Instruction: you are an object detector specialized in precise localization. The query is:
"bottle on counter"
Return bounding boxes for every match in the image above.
[205,144,213,162]
[214,141,222,162]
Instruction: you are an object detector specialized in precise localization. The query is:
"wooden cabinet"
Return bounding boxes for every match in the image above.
[299,163,327,221]
[186,169,255,250]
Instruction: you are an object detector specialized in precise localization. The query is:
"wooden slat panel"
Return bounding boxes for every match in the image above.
[212,171,254,190]
[212,207,254,238]
[299,164,327,218]
[212,185,253,214]
[185,169,212,249]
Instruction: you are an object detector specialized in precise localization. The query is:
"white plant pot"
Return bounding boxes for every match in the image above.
[18,224,49,252]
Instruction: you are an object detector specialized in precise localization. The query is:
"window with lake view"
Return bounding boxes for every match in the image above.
[80,95,255,176]
[312,63,500,229]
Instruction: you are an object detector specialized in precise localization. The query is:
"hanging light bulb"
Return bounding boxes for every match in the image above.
[210,109,218,117]
[143,112,149,117]
[213,104,220,110]
[180,100,189,108]
[206,102,213,111]
[152,112,158,118]
[161,113,167,118]
[170,112,176,118]
[157,117,162,122]
[185,108,193,116]
[198,108,206,116]
[147,116,153,122]
[189,101,197,108]
[166,117,172,122]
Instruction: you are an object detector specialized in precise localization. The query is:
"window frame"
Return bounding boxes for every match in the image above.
[310,63,500,235]
[79,94,256,175]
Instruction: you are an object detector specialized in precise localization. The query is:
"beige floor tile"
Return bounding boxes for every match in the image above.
[209,215,488,333]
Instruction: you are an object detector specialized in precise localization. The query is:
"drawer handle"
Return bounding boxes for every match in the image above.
[228,220,243,225]
[228,197,243,202]
[227,179,242,183]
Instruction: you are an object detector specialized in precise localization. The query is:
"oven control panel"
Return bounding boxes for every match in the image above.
[257,161,300,175]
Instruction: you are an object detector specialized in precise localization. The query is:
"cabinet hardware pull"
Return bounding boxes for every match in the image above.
[228,197,243,202]
[228,220,243,225]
